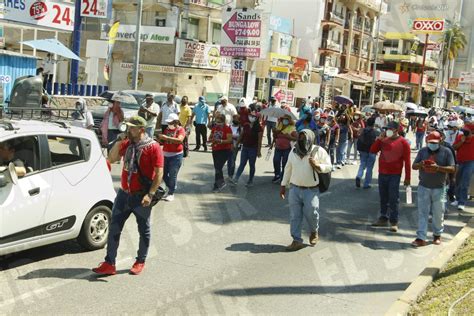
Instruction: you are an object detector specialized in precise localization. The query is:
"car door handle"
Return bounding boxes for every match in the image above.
[28,187,40,196]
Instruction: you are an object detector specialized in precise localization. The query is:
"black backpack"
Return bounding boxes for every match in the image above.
[310,146,331,193]
[357,127,375,153]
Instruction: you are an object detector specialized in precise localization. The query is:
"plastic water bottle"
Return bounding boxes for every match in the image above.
[406,186,412,204]
[265,147,273,161]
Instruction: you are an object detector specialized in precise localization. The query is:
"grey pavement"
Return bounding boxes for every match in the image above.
[0,133,471,315]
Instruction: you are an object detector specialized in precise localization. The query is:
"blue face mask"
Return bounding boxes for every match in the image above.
[282,119,289,125]
[427,143,440,151]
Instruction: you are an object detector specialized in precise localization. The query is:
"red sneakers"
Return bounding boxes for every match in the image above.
[92,262,116,275]
[130,261,145,275]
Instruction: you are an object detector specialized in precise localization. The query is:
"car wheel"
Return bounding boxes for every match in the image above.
[78,205,111,251]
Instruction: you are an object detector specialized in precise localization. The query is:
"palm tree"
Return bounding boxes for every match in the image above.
[439,23,467,84]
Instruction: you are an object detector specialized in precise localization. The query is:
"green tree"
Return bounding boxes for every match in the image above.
[439,23,467,84]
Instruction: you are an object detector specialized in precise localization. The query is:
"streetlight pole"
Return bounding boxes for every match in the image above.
[132,0,143,90]
[369,0,384,106]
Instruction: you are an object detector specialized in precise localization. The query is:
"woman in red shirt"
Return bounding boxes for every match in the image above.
[158,113,185,202]
[415,118,428,150]
[209,114,233,192]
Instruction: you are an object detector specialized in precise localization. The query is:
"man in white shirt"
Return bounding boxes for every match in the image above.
[280,129,332,251]
[214,96,237,125]
[265,97,281,146]
[139,94,160,138]
[158,93,179,132]
[41,53,56,89]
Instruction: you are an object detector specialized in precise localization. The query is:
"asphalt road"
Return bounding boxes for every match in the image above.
[0,134,471,315]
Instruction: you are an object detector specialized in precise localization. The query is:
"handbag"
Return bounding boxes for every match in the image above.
[134,150,168,207]
[310,146,331,193]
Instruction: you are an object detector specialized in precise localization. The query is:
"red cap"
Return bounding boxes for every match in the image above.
[426,131,442,143]
[464,123,474,132]
[320,113,328,119]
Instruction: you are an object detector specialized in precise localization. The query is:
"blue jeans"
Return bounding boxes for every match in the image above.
[288,185,320,243]
[163,153,183,194]
[235,146,258,182]
[417,185,444,240]
[273,148,291,178]
[105,189,152,265]
[378,174,401,223]
[336,140,348,164]
[357,151,376,187]
[145,127,155,138]
[456,161,474,206]
[227,148,239,178]
[415,131,425,149]
[347,138,358,160]
[266,121,276,145]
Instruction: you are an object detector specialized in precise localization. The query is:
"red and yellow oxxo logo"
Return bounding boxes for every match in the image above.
[412,19,445,33]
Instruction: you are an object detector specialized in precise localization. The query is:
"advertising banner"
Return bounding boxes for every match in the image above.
[460,72,474,84]
[229,59,246,99]
[412,18,445,34]
[81,0,109,18]
[221,9,263,58]
[175,39,221,70]
[100,24,175,44]
[1,0,75,31]
[271,87,295,106]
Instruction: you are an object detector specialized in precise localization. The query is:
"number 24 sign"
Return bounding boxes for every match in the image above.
[81,0,109,18]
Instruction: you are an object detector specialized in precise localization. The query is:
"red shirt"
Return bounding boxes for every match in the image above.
[454,134,474,163]
[162,126,186,153]
[370,136,411,180]
[416,121,427,133]
[239,107,250,125]
[211,124,232,151]
[119,140,164,193]
[241,122,263,148]
[351,120,365,138]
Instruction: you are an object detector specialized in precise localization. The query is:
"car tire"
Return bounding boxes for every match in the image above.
[78,205,112,251]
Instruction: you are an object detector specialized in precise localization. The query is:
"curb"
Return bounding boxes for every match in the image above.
[385,215,474,316]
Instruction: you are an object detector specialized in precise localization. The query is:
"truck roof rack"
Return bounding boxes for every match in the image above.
[0,107,80,129]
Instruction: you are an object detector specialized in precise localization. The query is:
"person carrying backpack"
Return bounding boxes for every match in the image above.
[355,117,377,189]
[279,129,332,251]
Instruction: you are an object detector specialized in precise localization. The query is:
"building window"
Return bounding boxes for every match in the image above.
[187,17,200,40]
[155,12,167,26]
[212,22,221,44]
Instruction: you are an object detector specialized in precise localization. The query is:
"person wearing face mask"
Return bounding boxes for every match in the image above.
[316,113,330,148]
[157,93,180,132]
[272,114,298,184]
[415,117,428,150]
[445,120,461,145]
[230,111,263,187]
[71,98,94,129]
[214,96,237,125]
[411,132,455,247]
[355,117,377,189]
[346,111,365,163]
[327,115,340,171]
[451,123,474,211]
[191,96,211,152]
[280,130,332,251]
[101,100,125,151]
[296,110,317,132]
[93,116,164,276]
[138,94,159,138]
[370,121,411,232]
[209,114,233,192]
[158,113,186,202]
[227,114,242,179]
[336,115,352,168]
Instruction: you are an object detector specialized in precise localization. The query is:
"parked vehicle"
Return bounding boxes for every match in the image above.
[0,115,116,256]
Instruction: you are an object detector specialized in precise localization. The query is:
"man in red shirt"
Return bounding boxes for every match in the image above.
[452,123,474,211]
[370,121,411,232]
[93,116,164,276]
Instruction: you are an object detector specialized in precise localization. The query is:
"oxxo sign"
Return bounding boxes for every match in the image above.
[412,18,445,33]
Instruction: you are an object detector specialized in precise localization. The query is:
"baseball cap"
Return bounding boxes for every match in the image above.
[426,131,442,143]
[198,96,206,102]
[385,121,400,130]
[270,96,277,101]
[165,113,179,123]
[125,116,147,127]
[145,93,153,99]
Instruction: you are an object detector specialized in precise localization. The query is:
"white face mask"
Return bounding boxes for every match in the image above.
[386,130,394,138]
[249,116,256,123]
[354,116,359,120]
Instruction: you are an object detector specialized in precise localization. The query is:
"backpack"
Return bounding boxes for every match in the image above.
[357,127,375,152]
[310,146,331,193]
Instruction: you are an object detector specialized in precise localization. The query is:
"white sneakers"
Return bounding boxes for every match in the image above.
[457,205,465,211]
[163,194,174,202]
[450,201,466,211]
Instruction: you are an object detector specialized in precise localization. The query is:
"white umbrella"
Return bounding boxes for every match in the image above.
[405,102,418,111]
[261,107,297,120]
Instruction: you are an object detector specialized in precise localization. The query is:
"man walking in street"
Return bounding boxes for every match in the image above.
[264,97,280,147]
[93,116,163,276]
[452,123,474,211]
[411,131,455,247]
[157,93,179,132]
[355,117,377,189]
[191,96,211,152]
[214,96,237,125]
[138,94,159,138]
[370,121,411,232]
[280,130,332,251]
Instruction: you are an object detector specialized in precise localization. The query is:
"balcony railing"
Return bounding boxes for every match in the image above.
[329,12,345,25]
[353,22,364,31]
[321,39,342,53]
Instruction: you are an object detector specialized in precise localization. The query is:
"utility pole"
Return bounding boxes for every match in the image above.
[70,0,82,88]
[369,0,384,106]
[417,33,429,106]
[132,0,143,90]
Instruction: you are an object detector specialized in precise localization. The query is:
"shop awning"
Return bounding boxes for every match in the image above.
[446,88,466,95]
[335,73,371,84]
[377,81,411,89]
